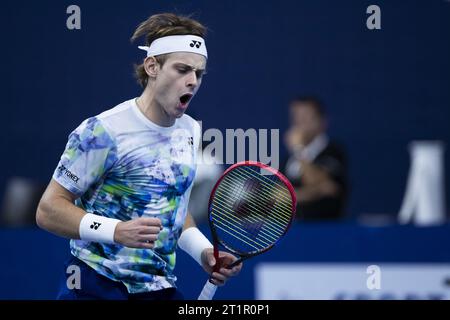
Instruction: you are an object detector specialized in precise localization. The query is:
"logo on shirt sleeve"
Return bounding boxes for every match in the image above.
[57,164,80,183]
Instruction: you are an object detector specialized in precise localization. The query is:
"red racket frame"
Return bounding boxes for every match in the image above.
[207,161,297,269]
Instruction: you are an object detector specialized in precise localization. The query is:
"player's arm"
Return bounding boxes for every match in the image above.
[182,210,197,231]
[179,211,211,263]
[179,212,242,286]
[36,179,86,239]
[36,179,161,249]
[178,121,241,285]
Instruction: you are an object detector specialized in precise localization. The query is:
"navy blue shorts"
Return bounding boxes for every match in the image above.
[57,255,184,300]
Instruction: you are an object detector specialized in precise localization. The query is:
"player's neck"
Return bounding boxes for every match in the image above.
[136,86,175,127]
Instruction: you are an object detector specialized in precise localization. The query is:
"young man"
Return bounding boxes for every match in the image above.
[36,13,242,300]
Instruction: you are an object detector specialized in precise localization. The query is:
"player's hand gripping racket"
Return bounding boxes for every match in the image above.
[197,161,297,300]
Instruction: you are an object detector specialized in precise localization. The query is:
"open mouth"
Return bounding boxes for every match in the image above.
[179,93,193,105]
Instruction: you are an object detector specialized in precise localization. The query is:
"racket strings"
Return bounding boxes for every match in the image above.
[215,167,292,224]
[213,180,289,235]
[217,171,292,225]
[211,198,287,252]
[231,166,293,204]
[210,213,270,250]
[212,192,279,245]
[216,176,290,230]
[228,169,293,216]
[211,204,275,251]
[210,165,294,254]
[211,201,280,246]
[212,194,283,236]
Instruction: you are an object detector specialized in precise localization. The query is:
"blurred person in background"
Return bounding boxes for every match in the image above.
[282,96,348,221]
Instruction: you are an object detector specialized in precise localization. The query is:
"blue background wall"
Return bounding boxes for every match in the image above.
[1,0,449,217]
[1,0,450,299]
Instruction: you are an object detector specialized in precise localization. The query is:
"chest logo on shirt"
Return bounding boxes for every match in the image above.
[169,129,194,165]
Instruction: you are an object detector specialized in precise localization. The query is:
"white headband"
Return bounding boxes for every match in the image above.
[138,35,208,59]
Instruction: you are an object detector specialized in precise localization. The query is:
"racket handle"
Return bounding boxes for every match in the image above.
[198,280,218,300]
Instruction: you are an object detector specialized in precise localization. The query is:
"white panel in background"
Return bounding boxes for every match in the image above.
[255,263,450,300]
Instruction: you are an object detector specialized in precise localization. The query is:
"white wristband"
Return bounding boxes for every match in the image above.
[178,227,213,266]
[79,213,121,244]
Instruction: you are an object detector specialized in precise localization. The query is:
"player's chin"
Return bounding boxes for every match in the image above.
[176,101,191,114]
[175,111,186,118]
[171,108,186,119]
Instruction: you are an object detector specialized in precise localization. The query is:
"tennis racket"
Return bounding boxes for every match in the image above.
[197,161,297,300]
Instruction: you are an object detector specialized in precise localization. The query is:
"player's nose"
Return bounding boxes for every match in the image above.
[186,71,199,88]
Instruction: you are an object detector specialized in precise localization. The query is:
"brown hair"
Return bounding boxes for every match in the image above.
[131,13,207,87]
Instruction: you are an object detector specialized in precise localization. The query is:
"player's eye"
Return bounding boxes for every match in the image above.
[177,68,189,74]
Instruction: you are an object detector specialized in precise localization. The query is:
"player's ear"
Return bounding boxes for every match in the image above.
[144,56,159,78]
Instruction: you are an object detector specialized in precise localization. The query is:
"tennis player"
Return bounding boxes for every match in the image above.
[36,13,242,300]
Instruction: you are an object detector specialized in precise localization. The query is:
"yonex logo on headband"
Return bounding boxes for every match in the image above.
[190,40,202,48]
[138,35,207,59]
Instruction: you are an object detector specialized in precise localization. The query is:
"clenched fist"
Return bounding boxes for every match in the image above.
[114,217,162,249]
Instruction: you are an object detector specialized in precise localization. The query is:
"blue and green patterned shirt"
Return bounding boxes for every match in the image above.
[53,98,201,293]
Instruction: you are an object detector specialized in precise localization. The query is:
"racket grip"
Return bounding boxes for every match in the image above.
[198,280,218,300]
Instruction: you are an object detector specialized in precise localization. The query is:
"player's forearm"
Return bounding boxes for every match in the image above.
[179,212,213,266]
[36,194,85,239]
[182,211,197,231]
